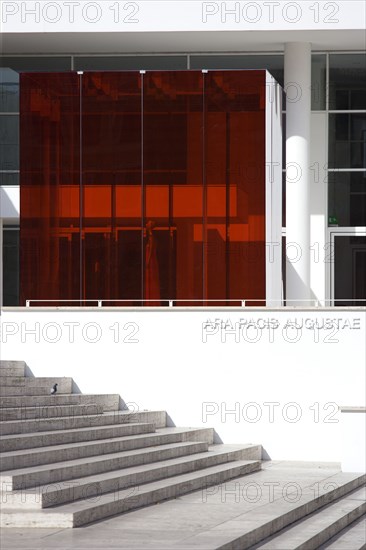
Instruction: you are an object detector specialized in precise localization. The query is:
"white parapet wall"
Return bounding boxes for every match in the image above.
[0,307,365,464]
[339,407,366,473]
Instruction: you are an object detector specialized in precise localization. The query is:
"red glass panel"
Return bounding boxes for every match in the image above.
[82,72,142,305]
[143,72,204,305]
[20,70,268,307]
[204,71,266,305]
[20,73,80,306]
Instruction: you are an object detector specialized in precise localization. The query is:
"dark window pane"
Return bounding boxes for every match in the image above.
[75,56,187,71]
[329,114,366,169]
[282,171,286,228]
[329,54,366,110]
[0,115,19,170]
[334,236,366,306]
[0,68,19,112]
[0,172,19,185]
[3,229,19,306]
[20,73,80,305]
[311,54,326,110]
[328,171,366,227]
[0,57,71,71]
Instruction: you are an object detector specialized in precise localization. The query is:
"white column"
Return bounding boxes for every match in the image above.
[285,42,311,305]
[0,217,3,310]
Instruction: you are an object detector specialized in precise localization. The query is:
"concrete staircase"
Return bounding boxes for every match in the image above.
[0,360,262,528]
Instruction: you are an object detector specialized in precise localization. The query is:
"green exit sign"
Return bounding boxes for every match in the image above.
[329,216,338,225]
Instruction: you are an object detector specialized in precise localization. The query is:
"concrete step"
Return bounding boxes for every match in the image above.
[0,426,215,470]
[320,515,366,549]
[0,387,72,397]
[254,486,366,550]
[1,424,159,470]
[0,377,73,389]
[0,362,26,377]
[2,446,258,508]
[1,441,213,489]
[0,403,105,421]
[184,473,365,550]
[1,442,259,491]
[0,460,260,528]
[0,410,167,435]
[0,422,159,452]
[0,378,73,396]
[0,394,120,409]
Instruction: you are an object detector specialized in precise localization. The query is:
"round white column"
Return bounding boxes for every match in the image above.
[0,217,3,309]
[285,42,311,306]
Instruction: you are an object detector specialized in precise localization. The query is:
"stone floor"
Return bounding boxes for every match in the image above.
[1,461,364,550]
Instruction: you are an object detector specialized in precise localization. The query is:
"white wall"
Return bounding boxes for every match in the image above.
[0,186,19,221]
[1,308,365,463]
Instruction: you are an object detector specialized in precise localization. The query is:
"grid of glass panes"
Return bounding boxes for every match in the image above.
[0,69,19,185]
[328,53,366,228]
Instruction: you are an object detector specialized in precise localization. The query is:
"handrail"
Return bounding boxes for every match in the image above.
[24,299,366,307]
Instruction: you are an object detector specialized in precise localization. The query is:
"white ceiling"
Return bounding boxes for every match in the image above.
[1,29,365,55]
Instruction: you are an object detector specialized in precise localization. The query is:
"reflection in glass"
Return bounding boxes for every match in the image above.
[20,70,271,306]
[82,72,142,305]
[0,57,71,72]
[20,73,81,305]
[143,71,203,305]
[205,71,266,305]
[329,54,366,110]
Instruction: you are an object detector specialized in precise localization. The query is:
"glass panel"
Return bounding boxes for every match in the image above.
[328,172,366,227]
[143,71,204,305]
[0,68,19,112]
[191,55,284,86]
[328,113,366,169]
[311,54,326,110]
[334,236,366,306]
[3,229,19,306]
[282,171,286,228]
[0,115,19,170]
[205,71,266,305]
[329,54,366,110]
[82,72,142,305]
[0,57,71,71]
[0,172,19,185]
[18,69,271,307]
[75,56,187,71]
[20,73,80,305]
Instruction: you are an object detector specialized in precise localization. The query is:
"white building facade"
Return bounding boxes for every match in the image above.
[1,0,366,306]
[0,1,365,462]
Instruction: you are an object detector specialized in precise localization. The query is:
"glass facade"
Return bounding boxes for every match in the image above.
[329,54,366,111]
[19,70,268,306]
[1,52,365,305]
[334,236,366,306]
